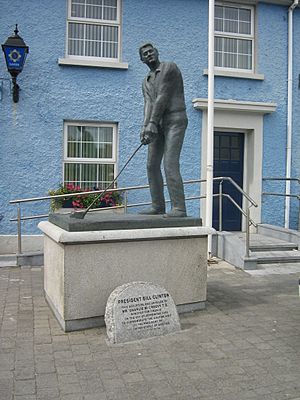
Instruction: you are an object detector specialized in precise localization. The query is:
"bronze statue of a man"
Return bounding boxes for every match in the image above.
[139,43,188,218]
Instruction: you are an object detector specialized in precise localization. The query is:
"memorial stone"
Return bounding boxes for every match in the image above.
[105,282,181,344]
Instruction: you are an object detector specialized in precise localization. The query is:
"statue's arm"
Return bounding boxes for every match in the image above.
[140,83,152,144]
[149,63,177,126]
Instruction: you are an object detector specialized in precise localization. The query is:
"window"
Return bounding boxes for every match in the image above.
[214,4,254,71]
[66,0,121,61]
[63,122,117,189]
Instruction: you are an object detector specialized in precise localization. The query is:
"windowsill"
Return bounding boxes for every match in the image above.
[203,69,264,80]
[58,57,129,70]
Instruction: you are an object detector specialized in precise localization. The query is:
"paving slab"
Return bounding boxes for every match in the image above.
[0,260,300,399]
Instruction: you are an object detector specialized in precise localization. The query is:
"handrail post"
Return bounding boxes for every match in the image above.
[17,204,22,255]
[124,190,128,214]
[245,207,250,258]
[219,180,223,231]
[298,197,300,231]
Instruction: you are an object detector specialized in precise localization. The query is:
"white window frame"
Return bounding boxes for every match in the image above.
[63,121,118,188]
[214,3,255,73]
[59,0,128,69]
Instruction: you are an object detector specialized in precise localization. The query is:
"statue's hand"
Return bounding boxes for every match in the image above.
[140,128,147,145]
[141,122,158,145]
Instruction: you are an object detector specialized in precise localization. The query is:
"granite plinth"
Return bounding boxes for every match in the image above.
[48,212,202,232]
[39,221,212,332]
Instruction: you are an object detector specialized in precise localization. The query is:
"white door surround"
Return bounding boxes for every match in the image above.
[193,98,277,230]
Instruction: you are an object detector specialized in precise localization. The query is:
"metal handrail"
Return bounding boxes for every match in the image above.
[9,177,257,207]
[9,177,257,258]
[263,177,300,184]
[262,192,300,200]
[214,176,258,207]
[262,176,300,230]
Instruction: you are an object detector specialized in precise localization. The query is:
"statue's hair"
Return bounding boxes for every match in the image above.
[139,42,156,58]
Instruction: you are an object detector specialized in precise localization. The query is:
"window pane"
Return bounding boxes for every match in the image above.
[239,8,251,23]
[71,2,85,18]
[102,25,118,58]
[68,142,81,157]
[99,127,113,142]
[99,143,112,158]
[64,123,116,190]
[224,53,237,68]
[224,18,238,34]
[238,54,252,70]
[98,164,114,187]
[231,136,240,148]
[64,163,81,183]
[68,125,81,141]
[220,148,230,160]
[103,0,118,20]
[221,135,230,147]
[224,37,237,53]
[224,6,238,21]
[82,142,98,158]
[82,126,98,141]
[238,39,252,55]
[82,163,98,186]
[239,21,251,35]
[86,4,103,20]
[71,0,118,21]
[68,22,118,59]
[231,149,240,161]
[215,36,252,70]
[215,5,223,18]
[214,5,252,35]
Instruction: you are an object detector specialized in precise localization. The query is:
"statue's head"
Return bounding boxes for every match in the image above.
[139,42,159,66]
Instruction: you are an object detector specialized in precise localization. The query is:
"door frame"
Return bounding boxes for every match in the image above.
[195,100,276,231]
[213,131,245,231]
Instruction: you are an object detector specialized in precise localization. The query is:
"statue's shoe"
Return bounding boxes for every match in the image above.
[139,207,165,215]
[163,209,187,218]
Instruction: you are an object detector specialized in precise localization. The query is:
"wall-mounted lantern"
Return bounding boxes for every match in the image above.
[1,25,29,103]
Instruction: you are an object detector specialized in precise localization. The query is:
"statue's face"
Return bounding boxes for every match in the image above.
[140,45,158,66]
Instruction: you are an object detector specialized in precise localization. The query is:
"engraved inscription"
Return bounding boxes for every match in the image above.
[118,293,171,331]
[105,282,181,344]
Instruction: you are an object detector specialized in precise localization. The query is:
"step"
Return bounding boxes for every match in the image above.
[0,252,43,267]
[0,254,17,268]
[250,243,298,252]
[251,250,300,264]
[246,263,300,276]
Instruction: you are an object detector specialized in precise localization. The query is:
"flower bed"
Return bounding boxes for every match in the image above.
[49,184,122,211]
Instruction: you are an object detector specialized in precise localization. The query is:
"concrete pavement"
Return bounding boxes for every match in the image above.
[0,261,300,400]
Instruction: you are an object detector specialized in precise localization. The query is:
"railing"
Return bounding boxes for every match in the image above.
[9,177,257,258]
[262,177,300,229]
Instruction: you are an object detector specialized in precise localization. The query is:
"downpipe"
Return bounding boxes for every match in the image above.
[285,0,299,228]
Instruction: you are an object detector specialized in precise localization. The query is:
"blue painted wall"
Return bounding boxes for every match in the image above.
[0,0,299,234]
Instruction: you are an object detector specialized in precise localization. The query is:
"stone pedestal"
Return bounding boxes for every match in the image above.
[38,218,213,332]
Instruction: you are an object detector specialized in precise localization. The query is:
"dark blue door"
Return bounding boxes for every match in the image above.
[213,132,244,231]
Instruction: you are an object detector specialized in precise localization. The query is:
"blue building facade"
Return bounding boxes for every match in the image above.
[0,0,299,235]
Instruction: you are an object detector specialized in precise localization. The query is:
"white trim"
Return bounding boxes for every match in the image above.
[193,98,277,113]
[65,0,123,62]
[214,3,255,72]
[203,68,264,80]
[58,57,128,69]
[63,121,118,187]
[218,0,293,5]
[194,100,277,229]
[68,0,121,23]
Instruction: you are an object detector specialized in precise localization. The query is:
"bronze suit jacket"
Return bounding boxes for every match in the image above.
[142,62,186,127]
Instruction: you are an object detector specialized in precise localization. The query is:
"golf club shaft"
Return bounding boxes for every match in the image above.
[73,142,144,219]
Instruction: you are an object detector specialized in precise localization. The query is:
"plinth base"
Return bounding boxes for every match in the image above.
[38,219,213,332]
[49,212,202,232]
